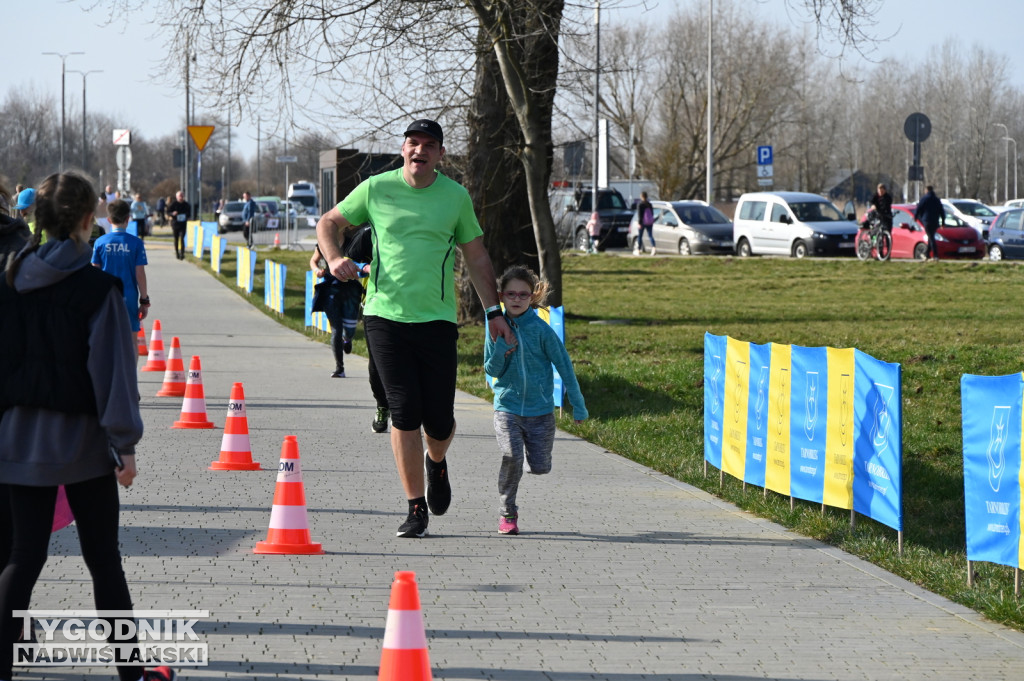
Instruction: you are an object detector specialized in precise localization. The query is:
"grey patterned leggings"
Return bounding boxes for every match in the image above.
[494,411,556,516]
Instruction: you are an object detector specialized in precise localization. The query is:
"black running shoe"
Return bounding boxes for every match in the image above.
[425,452,451,516]
[372,407,390,433]
[397,502,428,538]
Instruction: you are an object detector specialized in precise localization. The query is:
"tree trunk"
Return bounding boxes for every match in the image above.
[459,28,540,323]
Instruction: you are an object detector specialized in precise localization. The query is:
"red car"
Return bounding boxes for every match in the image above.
[881,204,986,260]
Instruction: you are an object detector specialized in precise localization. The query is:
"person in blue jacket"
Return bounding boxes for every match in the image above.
[483,266,588,535]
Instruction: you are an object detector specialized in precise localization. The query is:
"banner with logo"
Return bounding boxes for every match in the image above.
[962,373,1024,569]
[703,333,902,530]
[264,260,287,314]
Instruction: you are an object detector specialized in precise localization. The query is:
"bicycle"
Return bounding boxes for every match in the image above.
[856,213,892,261]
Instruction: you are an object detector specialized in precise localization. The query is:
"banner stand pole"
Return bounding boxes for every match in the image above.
[790,496,794,511]
[850,509,855,529]
[1015,569,1020,598]
[821,503,825,516]
[703,460,707,478]
[967,560,974,587]
[719,469,723,488]
[898,531,903,557]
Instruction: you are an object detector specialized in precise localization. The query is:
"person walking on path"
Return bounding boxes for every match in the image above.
[634,191,655,255]
[0,172,175,681]
[92,199,150,347]
[915,185,946,261]
[315,118,514,538]
[483,266,588,535]
[155,195,167,227]
[167,190,190,260]
[129,192,150,239]
[241,191,258,240]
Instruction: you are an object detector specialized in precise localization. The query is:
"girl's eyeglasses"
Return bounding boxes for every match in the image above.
[502,291,532,300]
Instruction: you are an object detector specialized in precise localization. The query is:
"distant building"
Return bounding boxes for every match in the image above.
[825,169,896,205]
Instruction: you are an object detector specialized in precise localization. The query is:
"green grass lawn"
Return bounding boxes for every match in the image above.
[195,243,1024,630]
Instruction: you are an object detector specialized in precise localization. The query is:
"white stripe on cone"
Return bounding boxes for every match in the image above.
[382,609,429,649]
[268,504,311,530]
[179,397,208,413]
[220,433,252,452]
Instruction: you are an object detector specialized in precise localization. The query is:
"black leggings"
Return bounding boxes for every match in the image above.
[0,475,142,681]
[172,222,187,258]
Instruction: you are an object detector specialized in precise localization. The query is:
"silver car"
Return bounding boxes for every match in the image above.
[628,200,734,255]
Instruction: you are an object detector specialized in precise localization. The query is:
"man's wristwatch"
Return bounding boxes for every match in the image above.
[139,297,151,306]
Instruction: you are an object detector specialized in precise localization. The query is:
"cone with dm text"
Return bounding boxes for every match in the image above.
[254,436,323,554]
[140,319,167,372]
[156,337,187,397]
[378,571,432,681]
[210,382,261,470]
[172,355,215,429]
[136,322,148,357]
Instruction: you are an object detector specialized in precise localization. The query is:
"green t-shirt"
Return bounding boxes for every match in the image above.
[338,168,483,323]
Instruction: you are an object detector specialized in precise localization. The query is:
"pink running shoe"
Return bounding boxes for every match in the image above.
[499,514,519,535]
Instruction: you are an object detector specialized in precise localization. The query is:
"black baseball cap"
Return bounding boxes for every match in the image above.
[404,119,443,145]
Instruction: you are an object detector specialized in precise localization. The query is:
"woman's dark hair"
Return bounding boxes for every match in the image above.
[497,265,551,309]
[6,172,96,286]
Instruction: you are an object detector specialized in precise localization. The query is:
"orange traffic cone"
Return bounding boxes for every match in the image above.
[254,436,323,554]
[378,571,432,681]
[141,320,167,372]
[274,232,280,247]
[210,383,261,470]
[156,337,187,397]
[172,355,215,429]
[136,322,148,357]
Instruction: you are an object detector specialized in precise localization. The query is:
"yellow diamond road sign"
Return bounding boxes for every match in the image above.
[187,125,215,152]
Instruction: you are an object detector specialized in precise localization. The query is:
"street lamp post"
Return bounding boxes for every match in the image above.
[42,51,84,173]
[592,0,600,205]
[68,69,102,174]
[995,123,1008,204]
[706,0,713,205]
[1005,136,1018,201]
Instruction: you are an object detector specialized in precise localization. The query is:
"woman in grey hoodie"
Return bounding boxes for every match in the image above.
[0,173,174,681]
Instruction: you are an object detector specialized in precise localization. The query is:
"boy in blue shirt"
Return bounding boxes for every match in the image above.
[92,200,150,349]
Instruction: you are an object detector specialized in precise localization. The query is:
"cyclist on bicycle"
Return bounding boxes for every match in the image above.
[868,183,893,231]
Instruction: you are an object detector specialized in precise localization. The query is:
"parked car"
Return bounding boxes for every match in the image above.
[882,204,985,260]
[549,185,633,251]
[287,181,319,217]
[627,200,734,255]
[987,208,1024,260]
[942,199,997,239]
[217,200,246,233]
[732,191,858,258]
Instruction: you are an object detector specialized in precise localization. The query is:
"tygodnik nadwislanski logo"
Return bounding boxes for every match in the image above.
[13,610,208,668]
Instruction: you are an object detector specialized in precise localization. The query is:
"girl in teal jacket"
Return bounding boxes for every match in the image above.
[484,266,588,535]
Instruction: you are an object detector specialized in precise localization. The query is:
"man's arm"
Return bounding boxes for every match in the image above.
[315,207,360,281]
[460,236,515,344]
[136,265,149,320]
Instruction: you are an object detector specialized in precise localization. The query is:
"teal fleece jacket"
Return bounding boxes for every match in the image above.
[484,307,588,420]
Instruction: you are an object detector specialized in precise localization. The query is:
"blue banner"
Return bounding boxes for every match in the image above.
[789,345,828,504]
[851,350,903,531]
[703,332,726,471]
[962,373,1023,569]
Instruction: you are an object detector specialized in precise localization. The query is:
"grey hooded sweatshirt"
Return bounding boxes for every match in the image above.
[0,238,142,486]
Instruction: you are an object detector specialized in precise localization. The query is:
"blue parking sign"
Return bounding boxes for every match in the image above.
[757,145,773,165]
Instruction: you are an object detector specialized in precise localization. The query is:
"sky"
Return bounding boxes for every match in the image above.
[7,0,1024,161]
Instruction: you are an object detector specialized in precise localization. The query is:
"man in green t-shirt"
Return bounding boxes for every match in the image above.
[316,119,514,538]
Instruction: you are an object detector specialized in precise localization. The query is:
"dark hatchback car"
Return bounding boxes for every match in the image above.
[549,186,634,251]
[627,200,734,255]
[987,208,1024,260]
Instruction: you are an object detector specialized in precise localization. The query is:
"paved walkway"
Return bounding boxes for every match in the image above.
[24,241,1024,680]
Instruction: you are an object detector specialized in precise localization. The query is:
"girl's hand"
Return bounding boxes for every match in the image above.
[116,454,138,488]
[504,346,516,358]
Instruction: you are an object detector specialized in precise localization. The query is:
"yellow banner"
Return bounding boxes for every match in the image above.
[823,348,855,509]
[765,343,791,496]
[722,337,750,480]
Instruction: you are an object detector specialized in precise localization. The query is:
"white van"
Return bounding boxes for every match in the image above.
[732,191,859,258]
[287,181,319,217]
